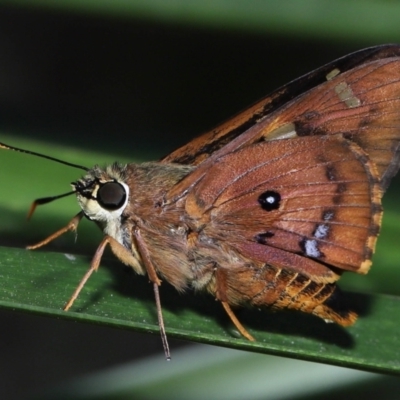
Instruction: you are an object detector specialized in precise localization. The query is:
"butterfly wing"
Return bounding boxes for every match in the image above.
[260,55,400,191]
[185,135,382,278]
[165,45,400,202]
[162,44,400,168]
[159,45,400,329]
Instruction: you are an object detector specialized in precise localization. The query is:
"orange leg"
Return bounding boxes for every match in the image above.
[215,267,255,341]
[221,301,255,342]
[63,234,143,310]
[63,235,112,311]
[27,212,84,250]
[63,229,171,359]
[134,228,170,359]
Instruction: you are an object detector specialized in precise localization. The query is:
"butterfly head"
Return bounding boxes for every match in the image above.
[73,164,130,225]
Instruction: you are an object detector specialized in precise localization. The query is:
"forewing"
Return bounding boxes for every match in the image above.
[162,45,400,172]
[262,56,400,191]
[165,45,400,202]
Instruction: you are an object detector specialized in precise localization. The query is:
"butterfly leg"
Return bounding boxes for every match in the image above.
[221,301,255,341]
[215,268,255,341]
[63,234,119,311]
[62,227,171,358]
[134,228,170,359]
[26,211,84,249]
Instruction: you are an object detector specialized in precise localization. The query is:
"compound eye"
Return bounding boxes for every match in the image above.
[97,182,126,210]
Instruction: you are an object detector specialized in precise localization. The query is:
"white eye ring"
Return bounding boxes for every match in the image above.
[78,181,130,223]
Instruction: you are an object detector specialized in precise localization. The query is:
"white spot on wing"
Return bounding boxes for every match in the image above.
[334,81,361,108]
[304,239,321,258]
[314,224,329,239]
[323,211,334,221]
[326,68,340,80]
[266,195,276,205]
[265,122,298,140]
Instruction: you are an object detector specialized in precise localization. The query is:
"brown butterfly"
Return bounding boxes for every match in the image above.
[2,44,400,358]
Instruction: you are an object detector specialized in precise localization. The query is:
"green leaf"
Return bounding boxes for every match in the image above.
[1,243,400,375]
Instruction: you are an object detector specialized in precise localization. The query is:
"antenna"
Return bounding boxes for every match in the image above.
[27,191,78,219]
[0,141,88,171]
[0,141,89,218]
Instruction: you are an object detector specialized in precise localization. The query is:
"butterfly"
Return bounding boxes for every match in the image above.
[1,44,400,358]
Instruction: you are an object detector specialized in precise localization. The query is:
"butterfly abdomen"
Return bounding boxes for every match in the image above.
[267,269,357,326]
[218,262,356,326]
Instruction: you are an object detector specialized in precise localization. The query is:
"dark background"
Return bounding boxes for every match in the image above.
[0,5,357,156]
